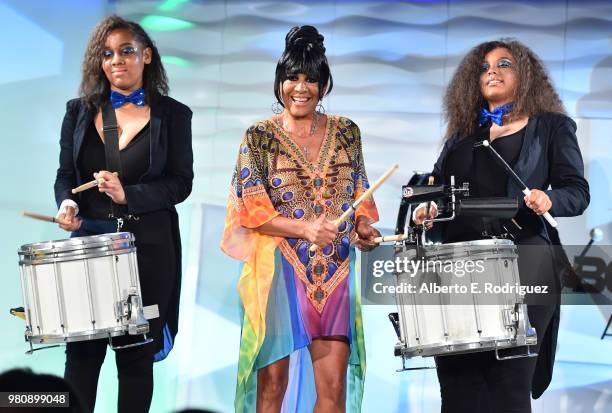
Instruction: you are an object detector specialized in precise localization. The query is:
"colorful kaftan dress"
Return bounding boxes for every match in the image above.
[221,115,378,412]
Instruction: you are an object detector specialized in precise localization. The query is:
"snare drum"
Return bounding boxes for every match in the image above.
[394,239,537,359]
[18,232,150,349]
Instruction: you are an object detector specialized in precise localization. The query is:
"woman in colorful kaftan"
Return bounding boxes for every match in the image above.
[221,25,380,412]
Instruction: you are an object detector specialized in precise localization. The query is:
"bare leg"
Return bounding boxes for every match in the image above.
[256,356,290,413]
[309,336,350,413]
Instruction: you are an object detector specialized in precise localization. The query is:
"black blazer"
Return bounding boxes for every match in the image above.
[53,95,193,360]
[54,95,193,215]
[431,112,590,398]
[432,112,590,241]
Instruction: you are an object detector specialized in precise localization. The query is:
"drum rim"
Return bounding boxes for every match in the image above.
[19,247,137,265]
[26,326,128,343]
[18,232,135,259]
[397,238,517,260]
[398,335,531,358]
[432,238,515,247]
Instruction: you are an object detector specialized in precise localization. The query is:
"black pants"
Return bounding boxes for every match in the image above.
[435,236,558,413]
[64,338,155,413]
[65,212,178,412]
[435,305,555,413]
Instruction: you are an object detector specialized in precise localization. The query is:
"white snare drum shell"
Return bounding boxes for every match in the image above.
[394,239,535,357]
[18,233,145,344]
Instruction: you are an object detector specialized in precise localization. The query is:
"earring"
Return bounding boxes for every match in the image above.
[271,101,283,114]
[316,101,326,114]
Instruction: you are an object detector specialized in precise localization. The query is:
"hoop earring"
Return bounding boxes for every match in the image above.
[271,101,283,115]
[316,101,326,114]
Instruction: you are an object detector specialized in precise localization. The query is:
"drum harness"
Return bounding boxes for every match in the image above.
[102,102,140,231]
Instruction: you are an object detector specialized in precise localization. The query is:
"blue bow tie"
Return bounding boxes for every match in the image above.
[478,103,513,127]
[110,88,145,109]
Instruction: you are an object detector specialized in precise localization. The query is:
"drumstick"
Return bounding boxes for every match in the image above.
[22,211,70,226]
[10,307,26,321]
[480,140,557,228]
[374,234,408,244]
[425,175,434,219]
[309,164,399,252]
[71,178,106,194]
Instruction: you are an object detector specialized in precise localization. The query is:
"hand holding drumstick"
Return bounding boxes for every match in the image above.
[72,171,125,205]
[93,171,126,205]
[309,164,398,252]
[57,205,82,232]
[57,170,124,232]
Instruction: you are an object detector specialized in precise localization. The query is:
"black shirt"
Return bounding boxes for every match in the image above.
[475,127,525,197]
[441,126,525,242]
[77,121,151,219]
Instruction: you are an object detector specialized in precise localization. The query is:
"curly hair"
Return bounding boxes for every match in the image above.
[274,25,333,106]
[443,38,565,140]
[79,15,168,110]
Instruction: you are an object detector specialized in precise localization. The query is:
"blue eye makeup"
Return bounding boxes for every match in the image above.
[121,46,136,56]
[102,46,138,59]
[497,58,513,69]
[481,58,514,72]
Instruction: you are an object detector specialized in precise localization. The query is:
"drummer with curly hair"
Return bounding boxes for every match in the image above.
[54,15,192,412]
[414,39,589,412]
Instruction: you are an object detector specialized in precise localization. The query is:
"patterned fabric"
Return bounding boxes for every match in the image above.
[221,115,378,412]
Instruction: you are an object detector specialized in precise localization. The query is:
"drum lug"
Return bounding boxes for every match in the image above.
[115,301,126,320]
[126,294,149,335]
[502,307,518,328]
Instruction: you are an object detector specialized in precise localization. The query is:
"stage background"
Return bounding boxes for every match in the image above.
[0,0,610,411]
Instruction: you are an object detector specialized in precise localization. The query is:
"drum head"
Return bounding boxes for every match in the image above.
[18,232,135,264]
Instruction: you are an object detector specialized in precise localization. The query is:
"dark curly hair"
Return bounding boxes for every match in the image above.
[274,25,333,106]
[443,38,565,140]
[79,15,168,110]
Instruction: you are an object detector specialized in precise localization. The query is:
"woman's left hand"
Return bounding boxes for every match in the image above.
[95,170,127,205]
[355,217,381,252]
[524,189,552,215]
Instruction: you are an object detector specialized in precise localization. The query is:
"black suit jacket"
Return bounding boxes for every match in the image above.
[433,112,589,228]
[431,112,590,398]
[54,95,193,214]
[53,95,193,360]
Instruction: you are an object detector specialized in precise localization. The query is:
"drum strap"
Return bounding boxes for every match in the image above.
[101,102,128,220]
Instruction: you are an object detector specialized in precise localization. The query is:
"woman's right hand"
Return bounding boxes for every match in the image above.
[58,206,82,232]
[303,214,338,248]
[413,203,438,226]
